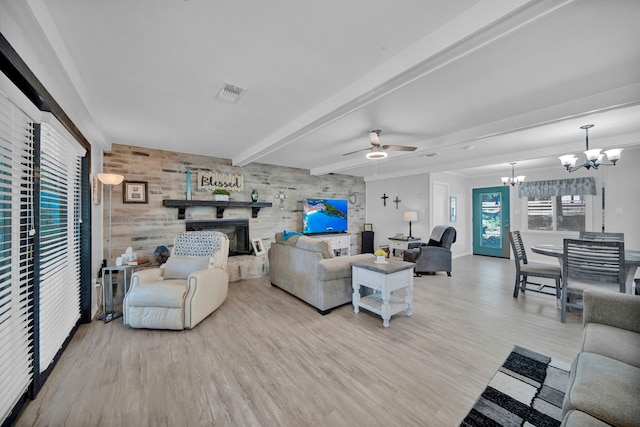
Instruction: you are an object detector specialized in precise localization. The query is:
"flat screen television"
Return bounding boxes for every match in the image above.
[303,198,348,234]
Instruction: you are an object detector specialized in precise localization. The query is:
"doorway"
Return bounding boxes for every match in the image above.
[472,186,510,258]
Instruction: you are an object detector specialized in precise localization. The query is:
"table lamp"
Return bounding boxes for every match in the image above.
[403,211,418,238]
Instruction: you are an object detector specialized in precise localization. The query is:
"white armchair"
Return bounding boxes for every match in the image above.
[124,231,229,330]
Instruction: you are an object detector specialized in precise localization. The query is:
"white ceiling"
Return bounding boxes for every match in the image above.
[20,0,640,180]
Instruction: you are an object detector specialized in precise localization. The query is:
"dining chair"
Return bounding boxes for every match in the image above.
[578,231,624,242]
[561,238,625,323]
[509,230,562,299]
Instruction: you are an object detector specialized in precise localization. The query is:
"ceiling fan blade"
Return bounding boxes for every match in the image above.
[382,145,417,152]
[342,147,372,156]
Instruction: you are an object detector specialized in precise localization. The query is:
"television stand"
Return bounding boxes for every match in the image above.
[308,233,351,256]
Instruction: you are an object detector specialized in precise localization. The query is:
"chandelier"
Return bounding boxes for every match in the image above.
[558,124,623,172]
[501,162,525,186]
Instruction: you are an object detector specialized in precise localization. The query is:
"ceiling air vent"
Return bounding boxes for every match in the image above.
[215,82,247,103]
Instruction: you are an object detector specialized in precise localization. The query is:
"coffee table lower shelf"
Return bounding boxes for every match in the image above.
[355,294,409,319]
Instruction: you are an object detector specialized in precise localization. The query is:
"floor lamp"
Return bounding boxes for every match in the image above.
[403,211,418,238]
[97,173,124,322]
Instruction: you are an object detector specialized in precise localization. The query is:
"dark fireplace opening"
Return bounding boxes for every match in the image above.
[186,219,250,256]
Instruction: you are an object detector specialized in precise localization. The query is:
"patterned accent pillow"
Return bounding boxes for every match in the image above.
[173,231,225,256]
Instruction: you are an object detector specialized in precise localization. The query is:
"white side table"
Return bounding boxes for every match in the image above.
[99,263,151,323]
[351,258,414,327]
[388,237,421,257]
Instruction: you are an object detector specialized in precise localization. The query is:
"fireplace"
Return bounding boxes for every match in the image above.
[185,219,250,256]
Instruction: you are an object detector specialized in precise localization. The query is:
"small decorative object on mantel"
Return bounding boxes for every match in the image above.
[251,189,259,202]
[186,169,192,200]
[212,188,230,201]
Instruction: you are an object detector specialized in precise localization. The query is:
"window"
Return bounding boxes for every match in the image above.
[526,195,587,232]
[0,90,35,423]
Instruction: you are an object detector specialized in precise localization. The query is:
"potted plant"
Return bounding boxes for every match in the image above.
[374,249,387,264]
[212,188,230,201]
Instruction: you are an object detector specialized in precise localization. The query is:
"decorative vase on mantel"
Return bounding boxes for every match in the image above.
[185,169,192,200]
[251,189,259,202]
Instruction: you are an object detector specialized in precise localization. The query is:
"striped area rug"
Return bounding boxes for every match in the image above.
[461,346,571,427]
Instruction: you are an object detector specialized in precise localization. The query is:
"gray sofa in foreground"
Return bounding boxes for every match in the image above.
[561,289,640,426]
[268,232,373,314]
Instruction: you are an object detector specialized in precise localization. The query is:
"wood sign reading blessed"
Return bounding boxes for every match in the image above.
[198,172,244,192]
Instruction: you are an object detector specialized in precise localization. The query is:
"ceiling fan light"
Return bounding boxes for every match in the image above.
[366,151,387,160]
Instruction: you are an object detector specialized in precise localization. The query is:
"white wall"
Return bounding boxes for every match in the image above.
[366,174,429,251]
[3,2,113,318]
[430,171,471,258]
[366,171,471,258]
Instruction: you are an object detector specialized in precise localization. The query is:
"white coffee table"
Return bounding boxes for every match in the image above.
[351,258,414,327]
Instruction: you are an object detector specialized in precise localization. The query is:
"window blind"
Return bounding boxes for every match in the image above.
[37,114,85,372]
[0,91,35,422]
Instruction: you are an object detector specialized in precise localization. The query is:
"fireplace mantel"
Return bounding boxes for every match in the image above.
[163,200,272,219]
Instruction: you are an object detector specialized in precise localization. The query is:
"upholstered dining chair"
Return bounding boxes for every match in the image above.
[123,230,229,330]
[561,238,625,323]
[579,231,624,242]
[509,230,561,299]
[403,225,456,276]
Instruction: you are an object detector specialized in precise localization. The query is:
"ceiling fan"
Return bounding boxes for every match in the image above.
[343,129,417,159]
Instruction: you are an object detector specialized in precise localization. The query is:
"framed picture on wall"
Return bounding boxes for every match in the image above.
[450,196,457,222]
[252,238,266,256]
[123,181,148,204]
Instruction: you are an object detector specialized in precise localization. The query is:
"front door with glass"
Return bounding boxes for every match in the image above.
[472,186,510,258]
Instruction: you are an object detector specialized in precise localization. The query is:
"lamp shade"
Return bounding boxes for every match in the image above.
[97,173,124,186]
[604,148,623,163]
[403,211,418,222]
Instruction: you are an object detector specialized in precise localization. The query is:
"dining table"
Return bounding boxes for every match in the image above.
[531,244,640,294]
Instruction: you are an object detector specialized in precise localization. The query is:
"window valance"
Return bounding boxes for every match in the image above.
[518,177,596,198]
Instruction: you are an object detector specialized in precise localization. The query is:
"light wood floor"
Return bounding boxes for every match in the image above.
[15,255,584,427]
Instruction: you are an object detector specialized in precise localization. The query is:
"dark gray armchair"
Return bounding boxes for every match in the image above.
[403,226,457,276]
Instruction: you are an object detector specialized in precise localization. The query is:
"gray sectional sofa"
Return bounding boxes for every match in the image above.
[561,289,640,426]
[268,232,373,314]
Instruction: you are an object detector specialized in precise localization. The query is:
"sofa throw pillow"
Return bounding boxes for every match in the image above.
[283,229,303,240]
[163,255,210,279]
[296,236,334,259]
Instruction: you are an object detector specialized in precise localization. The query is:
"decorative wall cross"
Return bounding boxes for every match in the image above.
[381,193,389,207]
[393,196,401,209]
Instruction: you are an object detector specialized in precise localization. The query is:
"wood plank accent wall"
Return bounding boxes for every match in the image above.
[101,144,366,276]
